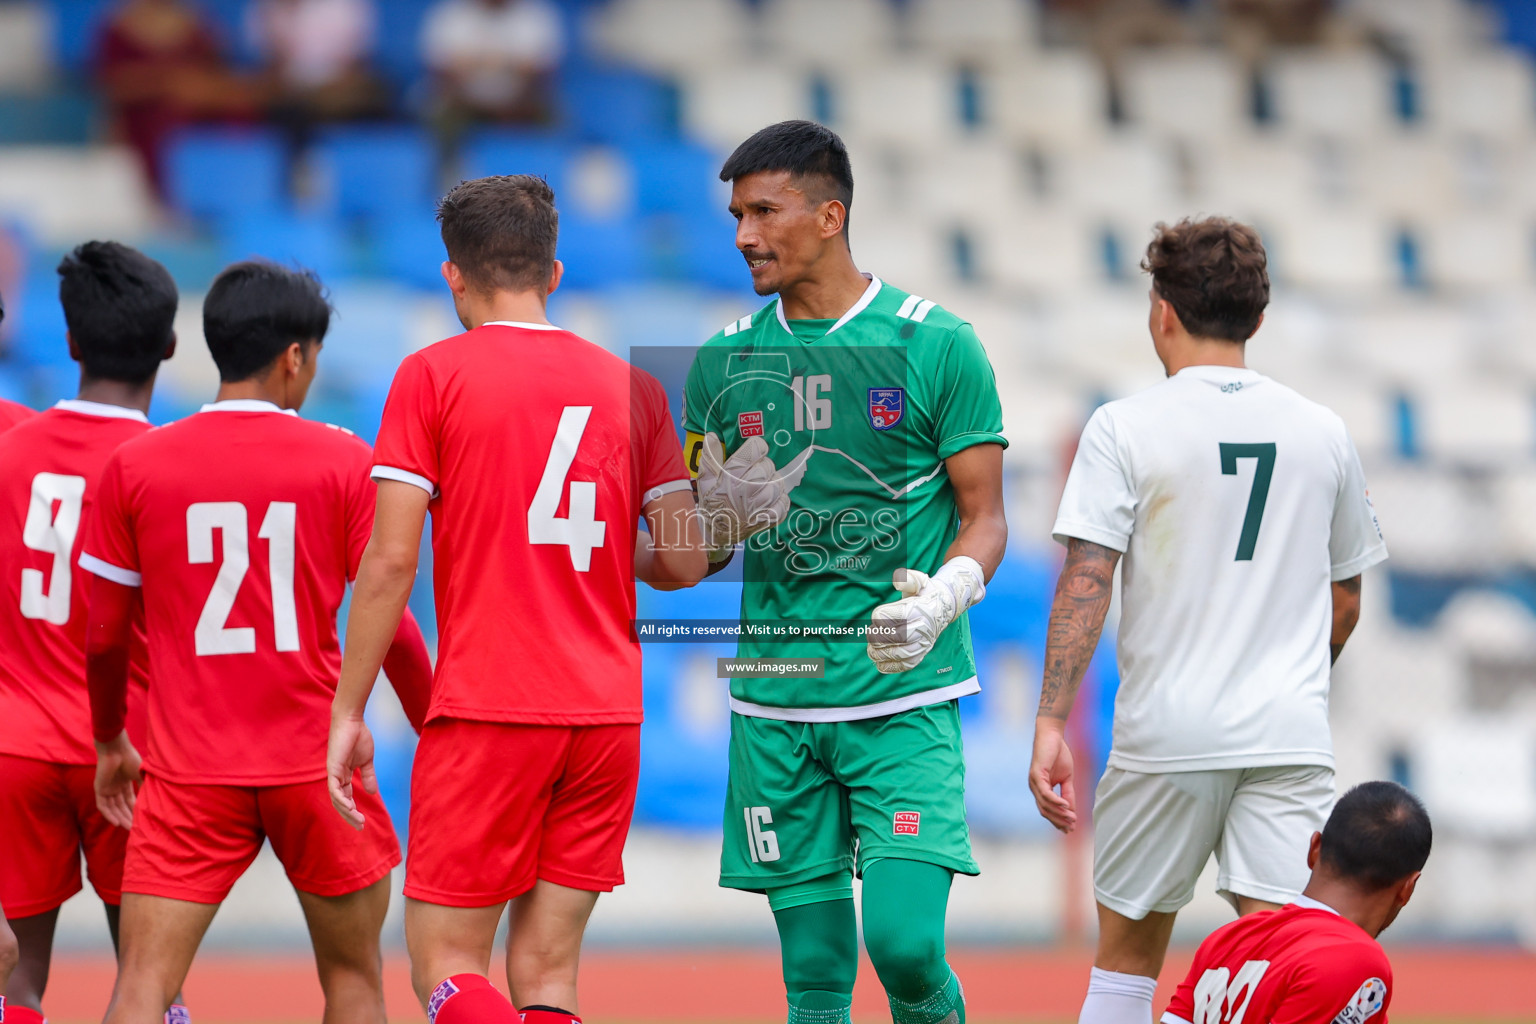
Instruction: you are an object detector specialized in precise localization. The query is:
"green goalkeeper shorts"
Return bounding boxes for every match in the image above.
[719,700,980,891]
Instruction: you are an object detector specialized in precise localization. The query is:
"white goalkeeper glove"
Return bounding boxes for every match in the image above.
[696,432,810,560]
[866,556,986,674]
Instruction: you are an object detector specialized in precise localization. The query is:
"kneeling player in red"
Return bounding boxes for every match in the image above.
[80,262,433,1024]
[1164,781,1431,1024]
[328,176,707,1024]
[0,244,188,1024]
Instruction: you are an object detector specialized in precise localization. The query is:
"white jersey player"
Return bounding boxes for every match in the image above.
[1028,217,1387,1024]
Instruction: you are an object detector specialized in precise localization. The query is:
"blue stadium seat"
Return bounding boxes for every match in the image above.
[374,0,438,87]
[313,126,437,222]
[559,65,677,143]
[625,140,725,217]
[222,212,350,283]
[166,128,287,223]
[555,210,648,289]
[373,211,448,291]
[462,130,574,196]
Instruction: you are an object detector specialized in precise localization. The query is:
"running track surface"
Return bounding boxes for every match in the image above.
[44,947,1535,1021]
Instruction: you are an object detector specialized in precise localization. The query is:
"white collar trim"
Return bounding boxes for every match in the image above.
[775,275,883,339]
[54,399,149,423]
[483,320,561,331]
[1292,894,1340,915]
[198,399,298,416]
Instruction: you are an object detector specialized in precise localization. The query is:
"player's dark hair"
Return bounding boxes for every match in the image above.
[203,261,331,383]
[1319,781,1432,891]
[720,120,854,234]
[57,241,177,385]
[1142,217,1269,343]
[437,175,558,294]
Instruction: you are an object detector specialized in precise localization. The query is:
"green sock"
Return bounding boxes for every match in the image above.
[888,969,964,1024]
[771,886,856,1024]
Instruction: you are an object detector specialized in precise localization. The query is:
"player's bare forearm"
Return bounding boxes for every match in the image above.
[638,489,707,589]
[943,443,1007,580]
[335,480,428,721]
[383,608,433,732]
[1330,575,1362,665]
[84,573,138,743]
[1038,538,1120,722]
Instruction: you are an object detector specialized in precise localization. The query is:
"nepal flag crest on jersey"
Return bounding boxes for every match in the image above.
[868,388,905,430]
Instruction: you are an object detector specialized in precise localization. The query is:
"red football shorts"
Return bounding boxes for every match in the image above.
[405,719,641,907]
[123,773,400,904]
[0,753,127,915]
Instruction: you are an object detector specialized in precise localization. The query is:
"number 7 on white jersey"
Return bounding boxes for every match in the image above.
[527,406,607,572]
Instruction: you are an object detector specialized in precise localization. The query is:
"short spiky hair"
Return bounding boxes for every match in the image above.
[57,241,178,385]
[1319,781,1433,891]
[720,120,854,229]
[203,261,331,382]
[437,175,558,294]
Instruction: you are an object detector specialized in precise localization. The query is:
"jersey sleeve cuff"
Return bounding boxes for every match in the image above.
[937,430,1008,459]
[1161,1013,1194,1024]
[1051,520,1130,552]
[372,465,437,497]
[79,552,142,587]
[1330,542,1388,581]
[642,478,693,504]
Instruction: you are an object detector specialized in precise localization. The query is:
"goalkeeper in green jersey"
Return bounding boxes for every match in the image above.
[683,121,1008,1024]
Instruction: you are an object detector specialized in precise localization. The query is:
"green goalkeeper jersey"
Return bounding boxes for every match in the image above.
[682,276,1007,720]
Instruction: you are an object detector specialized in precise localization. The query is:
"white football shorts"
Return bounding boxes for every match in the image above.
[1092,763,1335,920]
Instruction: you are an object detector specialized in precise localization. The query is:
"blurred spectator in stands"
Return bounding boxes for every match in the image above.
[1218,0,1365,68]
[422,0,564,144]
[247,0,389,146]
[93,0,256,197]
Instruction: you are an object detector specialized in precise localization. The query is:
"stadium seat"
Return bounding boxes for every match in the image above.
[985,52,1111,147]
[1493,467,1536,564]
[761,0,899,66]
[1053,134,1184,223]
[850,218,958,293]
[1196,134,1320,226]
[316,282,418,391]
[970,209,1100,295]
[1361,465,1493,571]
[1266,50,1398,138]
[1352,0,1487,59]
[827,60,967,147]
[1419,48,1536,139]
[1415,715,1536,840]
[678,63,816,153]
[312,126,437,223]
[373,210,449,291]
[0,3,51,91]
[910,139,1029,223]
[1120,50,1252,141]
[1420,213,1535,292]
[166,128,287,223]
[372,0,437,87]
[906,0,1039,64]
[624,140,726,217]
[0,145,154,245]
[1266,211,1398,294]
[462,130,574,196]
[1344,304,1484,391]
[554,209,648,290]
[221,212,351,284]
[1350,135,1461,219]
[592,0,757,73]
[1415,380,1535,466]
[559,64,677,144]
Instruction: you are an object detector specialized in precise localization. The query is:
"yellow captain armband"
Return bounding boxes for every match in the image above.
[684,430,705,479]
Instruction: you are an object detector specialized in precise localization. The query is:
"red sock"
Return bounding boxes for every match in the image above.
[5,1006,44,1024]
[428,974,519,1024]
[518,1010,580,1024]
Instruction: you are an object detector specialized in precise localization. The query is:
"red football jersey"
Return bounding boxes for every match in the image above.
[1164,900,1393,1024]
[0,398,36,433]
[80,400,379,786]
[0,401,152,763]
[372,320,689,726]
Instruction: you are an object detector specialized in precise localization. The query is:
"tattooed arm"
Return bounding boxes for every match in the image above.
[1029,538,1121,832]
[1330,575,1361,665]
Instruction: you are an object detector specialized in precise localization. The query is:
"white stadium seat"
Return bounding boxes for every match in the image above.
[1265,210,1398,294]
[1350,134,1460,219]
[1120,49,1251,142]
[1493,468,1536,564]
[1196,135,1323,226]
[1361,465,1494,571]
[911,139,1030,222]
[591,0,757,72]
[1414,380,1536,466]
[1415,716,1536,840]
[970,210,1101,295]
[0,146,154,245]
[0,3,50,90]
[1420,48,1536,140]
[986,51,1111,147]
[1420,213,1534,292]
[1052,133,1184,223]
[679,63,816,152]
[1267,50,1397,138]
[761,0,898,66]
[828,60,966,146]
[1351,0,1487,59]
[906,0,1038,64]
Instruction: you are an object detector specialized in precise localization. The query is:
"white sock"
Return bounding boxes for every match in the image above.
[1078,966,1158,1024]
